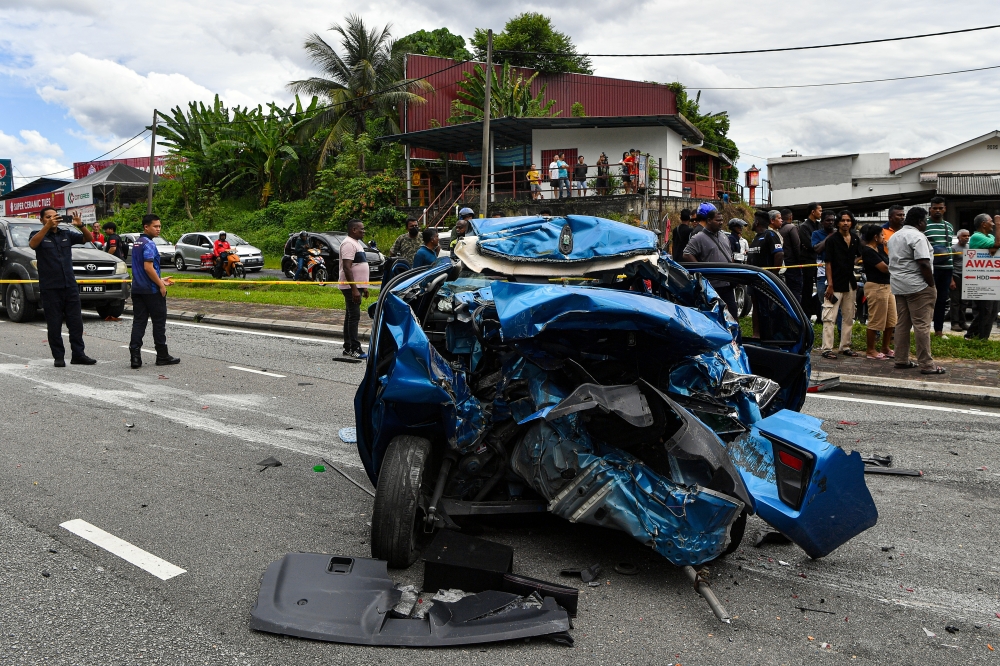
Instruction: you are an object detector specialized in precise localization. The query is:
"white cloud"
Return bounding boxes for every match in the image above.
[0,129,70,186]
[36,53,216,138]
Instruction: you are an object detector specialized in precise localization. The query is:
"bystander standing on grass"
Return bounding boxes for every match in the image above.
[860,224,895,359]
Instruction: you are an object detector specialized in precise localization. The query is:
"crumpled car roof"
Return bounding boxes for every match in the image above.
[470,215,658,264]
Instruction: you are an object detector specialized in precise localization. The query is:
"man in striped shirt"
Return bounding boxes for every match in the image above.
[923,196,954,336]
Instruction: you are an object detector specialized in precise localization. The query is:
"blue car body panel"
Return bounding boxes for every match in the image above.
[471,215,658,263]
[723,410,878,558]
[355,216,876,565]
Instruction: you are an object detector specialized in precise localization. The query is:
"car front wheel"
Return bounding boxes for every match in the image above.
[5,283,38,322]
[174,255,186,271]
[370,435,433,568]
[95,301,126,319]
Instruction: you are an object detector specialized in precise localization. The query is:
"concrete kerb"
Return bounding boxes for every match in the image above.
[812,371,1000,408]
[121,307,371,342]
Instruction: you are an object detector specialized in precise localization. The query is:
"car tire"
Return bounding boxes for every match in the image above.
[720,509,748,557]
[174,255,187,271]
[5,283,37,323]
[281,257,295,279]
[370,435,433,568]
[95,301,125,319]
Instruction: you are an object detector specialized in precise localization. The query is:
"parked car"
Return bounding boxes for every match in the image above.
[0,218,131,321]
[280,232,384,281]
[120,233,176,264]
[356,215,878,568]
[172,232,264,272]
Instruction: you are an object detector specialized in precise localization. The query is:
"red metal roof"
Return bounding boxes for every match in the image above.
[889,158,922,172]
[404,54,677,159]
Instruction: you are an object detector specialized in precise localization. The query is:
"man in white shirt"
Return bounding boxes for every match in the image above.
[339,219,370,360]
[887,206,943,374]
[548,159,560,199]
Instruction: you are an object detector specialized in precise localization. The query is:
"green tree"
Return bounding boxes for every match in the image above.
[287,14,431,168]
[570,101,586,117]
[448,61,559,123]
[471,13,592,75]
[666,83,740,183]
[395,27,472,60]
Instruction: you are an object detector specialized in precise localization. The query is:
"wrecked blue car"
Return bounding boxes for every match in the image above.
[355,215,877,568]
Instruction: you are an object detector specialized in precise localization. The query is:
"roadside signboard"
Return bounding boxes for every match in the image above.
[0,159,12,197]
[961,249,1000,300]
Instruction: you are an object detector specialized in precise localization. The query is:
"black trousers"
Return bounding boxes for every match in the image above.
[966,300,999,340]
[800,265,818,318]
[783,268,803,305]
[130,292,167,350]
[714,284,739,320]
[41,287,85,360]
[932,268,952,333]
[950,279,968,327]
[342,291,362,352]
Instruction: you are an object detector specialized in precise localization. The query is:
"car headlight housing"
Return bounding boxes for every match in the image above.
[116,261,128,275]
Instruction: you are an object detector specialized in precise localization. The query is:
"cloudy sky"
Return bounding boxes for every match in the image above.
[2,0,999,187]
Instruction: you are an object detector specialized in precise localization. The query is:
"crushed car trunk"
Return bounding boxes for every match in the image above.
[355,215,878,570]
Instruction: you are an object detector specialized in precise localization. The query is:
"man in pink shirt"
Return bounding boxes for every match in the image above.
[339,219,370,359]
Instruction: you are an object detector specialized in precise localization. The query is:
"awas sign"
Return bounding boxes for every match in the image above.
[961,249,1000,300]
[0,159,12,197]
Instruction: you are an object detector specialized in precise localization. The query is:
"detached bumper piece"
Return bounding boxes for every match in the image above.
[250,553,571,647]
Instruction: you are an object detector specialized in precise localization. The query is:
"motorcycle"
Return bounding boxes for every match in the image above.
[204,251,246,279]
[304,247,329,282]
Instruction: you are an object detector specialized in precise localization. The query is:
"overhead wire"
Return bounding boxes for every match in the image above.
[495,23,1000,58]
[15,128,150,180]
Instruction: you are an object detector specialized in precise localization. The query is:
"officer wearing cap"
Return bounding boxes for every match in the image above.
[452,208,475,252]
[28,207,97,367]
[728,218,749,263]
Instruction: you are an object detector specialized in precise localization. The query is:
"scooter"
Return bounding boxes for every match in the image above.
[206,251,246,279]
[304,247,328,282]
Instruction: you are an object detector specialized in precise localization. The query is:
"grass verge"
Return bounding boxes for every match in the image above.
[810,321,1000,362]
[165,274,378,310]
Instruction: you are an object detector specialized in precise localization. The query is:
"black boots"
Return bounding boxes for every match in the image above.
[130,348,142,369]
[154,345,180,366]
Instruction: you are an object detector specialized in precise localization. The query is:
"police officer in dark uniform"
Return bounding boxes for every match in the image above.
[28,207,97,367]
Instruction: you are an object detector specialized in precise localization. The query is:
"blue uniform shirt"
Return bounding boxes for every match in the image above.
[30,226,84,291]
[130,234,161,294]
[412,245,438,268]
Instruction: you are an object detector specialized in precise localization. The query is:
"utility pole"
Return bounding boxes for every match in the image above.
[478,29,493,218]
[146,109,158,215]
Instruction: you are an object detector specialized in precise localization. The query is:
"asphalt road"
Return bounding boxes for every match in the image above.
[1,313,999,665]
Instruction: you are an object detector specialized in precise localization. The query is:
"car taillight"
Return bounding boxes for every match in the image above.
[771,440,815,511]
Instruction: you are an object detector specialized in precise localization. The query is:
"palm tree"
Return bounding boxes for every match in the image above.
[287,15,430,168]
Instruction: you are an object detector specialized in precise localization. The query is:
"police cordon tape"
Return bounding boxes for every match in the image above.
[0,253,966,284]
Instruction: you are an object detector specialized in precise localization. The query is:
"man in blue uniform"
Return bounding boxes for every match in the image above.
[129,214,180,369]
[28,207,96,367]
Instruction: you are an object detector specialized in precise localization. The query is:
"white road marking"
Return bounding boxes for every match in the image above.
[118,315,342,345]
[807,393,1000,418]
[59,519,186,580]
[119,345,155,355]
[228,365,286,378]
[0,362,359,466]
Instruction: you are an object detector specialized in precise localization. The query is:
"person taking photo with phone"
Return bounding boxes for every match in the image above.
[28,207,96,367]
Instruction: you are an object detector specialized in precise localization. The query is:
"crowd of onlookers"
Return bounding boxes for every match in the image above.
[525,149,644,200]
[669,197,1000,375]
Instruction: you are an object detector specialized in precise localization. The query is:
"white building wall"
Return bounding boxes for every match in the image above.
[770,182,854,207]
[531,126,682,179]
[913,140,1000,172]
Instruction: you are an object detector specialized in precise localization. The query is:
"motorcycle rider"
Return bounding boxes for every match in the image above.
[213,231,232,276]
[292,231,310,280]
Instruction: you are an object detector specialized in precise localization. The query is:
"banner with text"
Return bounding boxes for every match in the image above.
[961,249,1000,300]
[0,159,12,197]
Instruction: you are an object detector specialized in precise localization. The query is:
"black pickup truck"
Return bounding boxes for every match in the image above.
[0,217,131,322]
